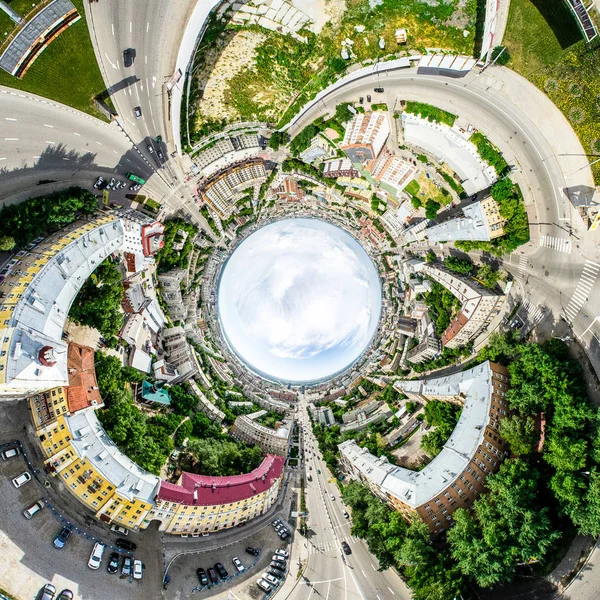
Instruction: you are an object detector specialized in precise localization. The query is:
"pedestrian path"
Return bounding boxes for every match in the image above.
[517,255,528,277]
[565,261,600,321]
[539,235,572,254]
[522,298,545,326]
[307,535,360,554]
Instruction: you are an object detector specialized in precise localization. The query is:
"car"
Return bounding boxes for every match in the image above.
[2,447,20,460]
[275,549,289,559]
[279,531,290,539]
[359,96,364,104]
[196,568,209,586]
[88,542,105,569]
[246,546,260,556]
[122,556,132,576]
[272,518,281,526]
[12,471,32,488]
[23,500,45,519]
[272,555,286,562]
[147,144,154,154]
[56,591,73,600]
[271,559,286,570]
[343,510,350,519]
[133,559,143,580]
[129,183,142,191]
[263,573,278,585]
[232,557,244,572]
[134,106,142,119]
[110,524,128,535]
[367,94,372,102]
[37,583,56,600]
[116,538,137,552]
[156,135,162,144]
[470,194,478,201]
[93,176,104,189]
[309,465,312,470]
[275,523,284,532]
[257,578,272,592]
[342,541,352,555]
[107,552,120,574]
[53,526,72,549]
[201,532,210,537]
[268,566,284,578]
[374,87,384,92]
[330,494,335,500]
[123,48,134,68]
[207,567,218,583]
[215,562,228,579]
[106,178,116,190]
[157,149,164,160]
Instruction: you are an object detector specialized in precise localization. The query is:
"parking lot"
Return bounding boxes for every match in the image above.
[165,516,293,599]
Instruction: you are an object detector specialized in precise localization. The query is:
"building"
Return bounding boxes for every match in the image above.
[144,455,284,534]
[158,269,187,322]
[0,214,124,399]
[380,204,413,240]
[312,406,335,426]
[201,159,267,219]
[404,260,504,349]
[341,112,390,164]
[37,407,160,530]
[140,381,171,406]
[368,150,417,195]
[66,343,103,412]
[231,412,293,456]
[339,399,393,433]
[118,208,164,274]
[322,158,359,179]
[423,198,505,243]
[340,361,509,532]
[275,178,306,202]
[299,135,333,163]
[397,317,418,338]
[406,335,441,365]
[189,379,225,423]
[161,326,200,383]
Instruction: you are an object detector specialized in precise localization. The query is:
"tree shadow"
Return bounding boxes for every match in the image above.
[530,0,582,50]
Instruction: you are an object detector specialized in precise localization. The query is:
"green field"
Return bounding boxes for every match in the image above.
[502,0,600,183]
[0,0,107,119]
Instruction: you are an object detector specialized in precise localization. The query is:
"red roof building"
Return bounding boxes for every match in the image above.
[66,343,103,413]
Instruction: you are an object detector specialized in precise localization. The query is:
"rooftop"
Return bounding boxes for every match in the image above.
[141,380,171,405]
[66,343,102,413]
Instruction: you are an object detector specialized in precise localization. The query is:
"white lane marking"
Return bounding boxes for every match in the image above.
[5,117,16,121]
[96,141,102,146]
[145,78,149,96]
[565,261,600,320]
[73,132,80,136]
[361,569,366,577]
[539,235,571,254]
[111,23,114,36]
[370,564,377,571]
[325,581,331,600]
[33,155,40,159]
[104,52,118,69]
[43,124,54,128]
[146,21,149,33]
[582,316,600,337]
[152,75,156,89]
[145,55,148,65]
[388,587,395,595]
[46,141,55,144]
[129,22,132,33]
[0,157,5,160]
[4,137,18,140]
[62,158,69,161]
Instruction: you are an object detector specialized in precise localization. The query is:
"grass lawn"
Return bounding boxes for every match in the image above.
[404,179,420,196]
[503,0,600,183]
[7,0,39,18]
[0,0,107,120]
[0,9,14,38]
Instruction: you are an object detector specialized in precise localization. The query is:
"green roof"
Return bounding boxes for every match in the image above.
[141,380,171,405]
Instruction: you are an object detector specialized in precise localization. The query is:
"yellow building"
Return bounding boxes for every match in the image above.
[144,455,284,535]
[29,387,69,429]
[36,408,159,530]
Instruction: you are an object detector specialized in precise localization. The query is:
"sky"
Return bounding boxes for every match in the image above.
[217,218,382,383]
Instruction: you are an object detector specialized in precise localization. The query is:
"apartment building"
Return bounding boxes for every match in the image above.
[340,361,509,532]
[406,335,442,365]
[144,455,284,534]
[201,159,267,219]
[299,135,334,163]
[0,214,124,399]
[231,412,293,456]
[118,208,164,274]
[189,379,225,423]
[311,406,335,426]
[368,150,417,195]
[37,407,159,530]
[161,326,200,383]
[339,399,393,433]
[322,158,359,179]
[341,112,390,164]
[275,178,306,202]
[423,197,506,243]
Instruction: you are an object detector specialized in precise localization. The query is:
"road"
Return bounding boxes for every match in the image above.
[286,405,410,600]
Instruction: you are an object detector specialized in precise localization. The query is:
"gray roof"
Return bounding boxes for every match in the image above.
[424,201,492,242]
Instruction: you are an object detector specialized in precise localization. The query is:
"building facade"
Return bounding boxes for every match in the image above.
[341,112,390,164]
[231,412,292,456]
[340,361,509,532]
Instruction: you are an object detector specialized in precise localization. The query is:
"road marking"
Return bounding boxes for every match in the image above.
[388,587,395,595]
[565,261,600,321]
[370,564,377,571]
[326,581,331,600]
[0,157,5,160]
[73,132,80,136]
[517,255,527,277]
[43,124,54,128]
[152,75,156,89]
[95,141,102,146]
[145,78,149,96]
[145,55,148,65]
[581,316,600,338]
[62,158,69,161]
[129,22,132,33]
[361,569,366,577]
[5,117,16,121]
[522,299,545,326]
[111,23,114,36]
[46,141,55,144]
[104,52,118,69]
[146,21,149,33]
[4,137,18,140]
[539,235,571,254]
[33,155,40,159]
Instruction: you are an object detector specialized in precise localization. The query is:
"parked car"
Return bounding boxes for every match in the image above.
[367,94,372,102]
[156,135,162,144]
[56,591,73,600]
[330,494,335,500]
[53,526,72,549]
[2,447,19,460]
[110,524,128,535]
[263,573,278,586]
[196,568,209,586]
[359,96,364,104]
[107,178,116,190]
[272,518,281,526]
[215,562,228,579]
[134,106,142,119]
[133,559,143,580]
[37,583,56,600]
[232,557,244,572]
[342,541,352,555]
[275,549,289,559]
[257,578,272,592]
[271,559,286,570]
[12,471,32,488]
[272,555,286,563]
[207,567,218,583]
[129,183,142,191]
[279,530,290,539]
[23,500,45,519]
[268,566,284,578]
[93,176,104,189]
[88,542,105,569]
[246,546,260,556]
[107,552,120,574]
[374,87,384,92]
[116,538,136,552]
[122,556,132,576]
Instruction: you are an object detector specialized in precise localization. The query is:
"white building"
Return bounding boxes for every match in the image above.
[299,135,333,163]
[341,112,390,164]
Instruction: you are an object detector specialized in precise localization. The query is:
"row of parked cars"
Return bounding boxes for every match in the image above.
[258,548,289,593]
[271,517,290,540]
[37,584,73,600]
[93,176,141,192]
[195,558,238,587]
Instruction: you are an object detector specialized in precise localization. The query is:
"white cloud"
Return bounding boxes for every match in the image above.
[218,219,381,382]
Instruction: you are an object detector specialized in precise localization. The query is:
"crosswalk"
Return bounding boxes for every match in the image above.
[565,261,600,321]
[522,298,545,326]
[517,255,528,277]
[539,235,572,254]
[308,535,360,555]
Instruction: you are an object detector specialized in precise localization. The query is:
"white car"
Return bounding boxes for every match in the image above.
[330,494,335,500]
[133,559,143,580]
[110,524,128,535]
[88,542,105,569]
[272,555,286,563]
[263,573,278,585]
[257,578,272,592]
[275,549,289,559]
[232,557,244,572]
[12,471,31,488]
[1,447,19,460]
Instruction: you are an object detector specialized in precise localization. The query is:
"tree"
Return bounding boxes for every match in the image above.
[169,384,199,416]
[411,197,422,209]
[267,131,289,151]
[499,414,537,455]
[425,249,436,263]
[444,256,472,274]
[334,102,354,124]
[476,263,503,289]
[425,199,440,220]
[491,45,511,66]
[0,235,15,251]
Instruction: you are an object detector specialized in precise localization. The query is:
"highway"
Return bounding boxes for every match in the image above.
[287,404,410,600]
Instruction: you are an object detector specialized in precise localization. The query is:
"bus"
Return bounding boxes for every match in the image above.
[126,172,146,185]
